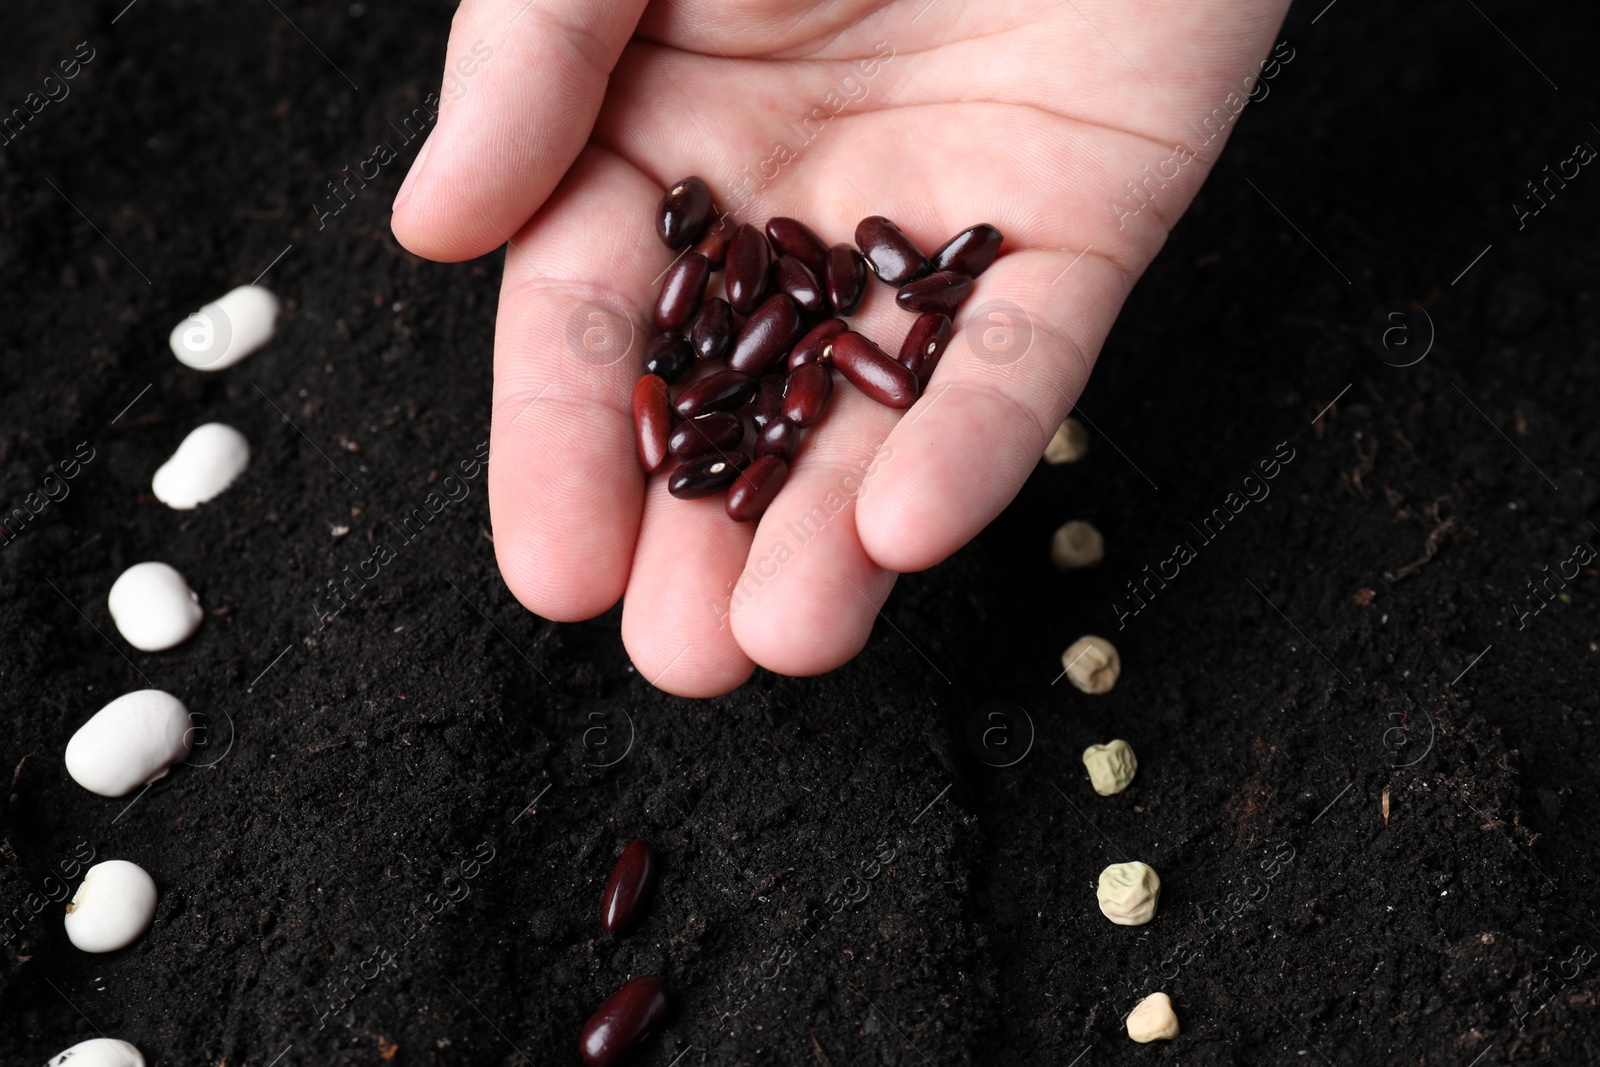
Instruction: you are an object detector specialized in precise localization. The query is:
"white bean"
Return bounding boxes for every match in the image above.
[108,562,203,652]
[168,284,279,370]
[63,860,157,953]
[46,1037,146,1066]
[65,690,193,797]
[151,423,249,509]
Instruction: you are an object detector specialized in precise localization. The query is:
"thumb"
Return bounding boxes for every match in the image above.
[391,0,649,262]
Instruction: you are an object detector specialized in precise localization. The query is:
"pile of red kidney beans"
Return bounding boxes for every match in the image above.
[633,176,1004,523]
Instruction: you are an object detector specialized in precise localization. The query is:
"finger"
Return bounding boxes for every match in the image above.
[391,0,650,262]
[488,147,663,621]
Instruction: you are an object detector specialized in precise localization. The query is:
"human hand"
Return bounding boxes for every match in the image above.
[391,0,1293,696]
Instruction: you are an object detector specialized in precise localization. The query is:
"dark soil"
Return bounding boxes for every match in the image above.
[2,1,1597,1064]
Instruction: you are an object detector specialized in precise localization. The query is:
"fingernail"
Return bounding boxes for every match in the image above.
[393,131,433,212]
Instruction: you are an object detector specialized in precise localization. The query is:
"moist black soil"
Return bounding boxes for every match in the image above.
[2,1,1597,1064]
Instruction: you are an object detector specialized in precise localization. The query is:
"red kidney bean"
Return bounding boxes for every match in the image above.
[932,223,1003,277]
[765,217,829,280]
[726,455,790,523]
[788,318,847,370]
[755,416,799,460]
[897,312,952,387]
[781,363,833,428]
[668,452,750,498]
[601,839,658,935]
[643,333,694,383]
[631,375,671,473]
[692,214,735,269]
[673,370,756,418]
[690,297,733,361]
[855,216,931,286]
[772,255,825,317]
[725,223,771,315]
[727,293,799,376]
[656,177,712,250]
[654,253,710,332]
[895,270,973,314]
[832,331,919,408]
[580,975,669,1067]
[825,244,868,315]
[751,373,786,428]
[668,411,743,459]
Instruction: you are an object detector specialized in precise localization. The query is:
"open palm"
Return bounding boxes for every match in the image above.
[391,0,1291,696]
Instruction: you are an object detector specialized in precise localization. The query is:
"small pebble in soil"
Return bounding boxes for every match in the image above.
[1125,991,1180,1042]
[1082,740,1138,796]
[47,1038,146,1066]
[151,423,250,509]
[602,839,658,935]
[65,689,194,797]
[64,859,158,952]
[1097,861,1161,926]
[1050,520,1104,571]
[580,975,668,1067]
[1043,417,1090,464]
[107,562,203,652]
[169,284,279,371]
[1061,635,1120,694]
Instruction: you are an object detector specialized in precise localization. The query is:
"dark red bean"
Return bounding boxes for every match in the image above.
[689,297,733,361]
[727,293,799,376]
[601,839,658,935]
[692,214,736,270]
[754,416,799,460]
[580,975,669,1067]
[897,312,952,387]
[772,255,825,317]
[932,223,1003,277]
[725,223,771,315]
[789,318,847,370]
[832,331,919,408]
[781,363,833,428]
[825,244,868,315]
[668,412,743,459]
[896,270,973,314]
[668,452,750,499]
[726,455,790,523]
[673,370,756,418]
[855,216,931,286]
[656,177,712,250]
[764,217,829,280]
[751,374,786,428]
[643,333,694,383]
[631,375,671,474]
[654,253,710,332]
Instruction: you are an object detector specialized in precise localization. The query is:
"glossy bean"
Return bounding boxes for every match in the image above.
[601,839,658,935]
[751,374,786,428]
[854,216,931,286]
[689,297,733,361]
[654,253,710,331]
[631,375,672,473]
[772,255,825,317]
[579,975,669,1067]
[668,412,744,459]
[673,370,757,417]
[725,223,771,315]
[765,217,829,279]
[692,214,736,270]
[895,271,973,314]
[754,416,799,460]
[726,455,790,523]
[727,293,799,376]
[825,244,868,315]
[788,318,847,370]
[656,177,712,250]
[668,452,750,499]
[781,363,833,428]
[897,312,952,386]
[831,331,919,408]
[931,223,1003,276]
[643,333,694,383]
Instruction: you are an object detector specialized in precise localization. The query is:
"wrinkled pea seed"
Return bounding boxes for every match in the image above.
[1097,860,1161,926]
[1044,417,1090,464]
[1126,992,1180,1043]
[1050,520,1104,571]
[1082,739,1138,796]
[1061,635,1120,694]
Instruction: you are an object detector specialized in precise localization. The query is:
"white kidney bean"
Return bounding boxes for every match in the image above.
[169,284,279,370]
[63,860,157,953]
[151,423,249,509]
[107,562,202,651]
[65,690,193,797]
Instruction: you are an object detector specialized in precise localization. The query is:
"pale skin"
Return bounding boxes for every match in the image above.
[391,0,1294,697]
